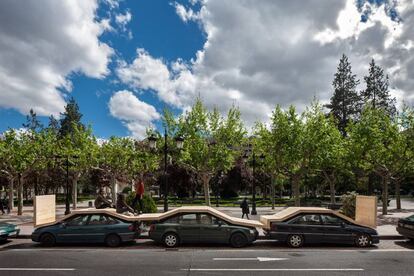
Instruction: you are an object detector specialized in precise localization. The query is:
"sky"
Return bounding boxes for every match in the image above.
[0,0,413,139]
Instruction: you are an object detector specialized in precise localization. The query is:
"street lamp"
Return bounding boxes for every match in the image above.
[54,154,79,215]
[148,129,184,212]
[243,145,265,216]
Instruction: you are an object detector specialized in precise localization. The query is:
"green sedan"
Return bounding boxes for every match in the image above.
[148,212,258,248]
[0,222,20,242]
[31,213,140,247]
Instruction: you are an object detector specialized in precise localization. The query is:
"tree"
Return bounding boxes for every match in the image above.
[177,99,246,205]
[361,59,396,115]
[59,97,84,138]
[347,107,400,215]
[326,54,360,136]
[306,104,345,204]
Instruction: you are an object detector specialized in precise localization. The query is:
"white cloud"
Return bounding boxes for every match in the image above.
[115,10,132,37]
[0,0,113,116]
[116,0,414,128]
[108,90,160,139]
[174,2,201,23]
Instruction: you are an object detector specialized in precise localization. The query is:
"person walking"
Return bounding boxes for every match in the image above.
[240,198,250,219]
[132,179,145,213]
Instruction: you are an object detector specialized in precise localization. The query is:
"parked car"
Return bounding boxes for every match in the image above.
[0,222,20,242]
[263,209,379,248]
[149,212,259,248]
[31,212,140,247]
[396,214,414,242]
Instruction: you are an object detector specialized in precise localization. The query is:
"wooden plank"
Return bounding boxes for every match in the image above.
[355,195,377,229]
[34,195,56,227]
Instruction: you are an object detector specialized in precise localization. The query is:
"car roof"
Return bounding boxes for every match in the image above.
[260,207,373,229]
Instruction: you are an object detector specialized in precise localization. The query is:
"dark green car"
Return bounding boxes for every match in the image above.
[31,213,140,247]
[0,222,20,242]
[148,212,258,248]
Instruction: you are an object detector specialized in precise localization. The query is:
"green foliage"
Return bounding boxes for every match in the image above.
[340,191,358,219]
[126,192,157,213]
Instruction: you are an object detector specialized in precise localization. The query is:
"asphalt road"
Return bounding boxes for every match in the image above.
[0,239,413,276]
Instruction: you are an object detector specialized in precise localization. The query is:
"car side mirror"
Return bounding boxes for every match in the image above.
[217,221,223,227]
[340,222,346,228]
[60,222,67,228]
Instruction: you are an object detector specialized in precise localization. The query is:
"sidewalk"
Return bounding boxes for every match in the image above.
[1,200,413,239]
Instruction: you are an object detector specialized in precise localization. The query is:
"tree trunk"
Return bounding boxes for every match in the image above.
[8,177,14,211]
[382,176,389,215]
[202,173,211,206]
[271,174,276,210]
[292,174,301,207]
[17,175,24,216]
[111,175,118,204]
[72,177,78,209]
[395,179,401,210]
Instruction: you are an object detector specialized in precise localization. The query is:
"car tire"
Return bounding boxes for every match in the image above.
[163,232,179,248]
[105,234,121,247]
[355,233,371,247]
[287,234,304,248]
[39,233,56,247]
[230,232,248,248]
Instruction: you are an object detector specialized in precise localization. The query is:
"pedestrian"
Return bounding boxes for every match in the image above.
[132,178,145,213]
[94,188,114,209]
[240,197,250,219]
[116,193,135,215]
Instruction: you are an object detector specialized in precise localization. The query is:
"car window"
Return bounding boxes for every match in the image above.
[320,214,346,225]
[199,214,213,225]
[106,215,120,225]
[163,216,179,224]
[212,216,227,226]
[179,214,198,225]
[65,215,89,226]
[291,214,321,225]
[88,214,109,225]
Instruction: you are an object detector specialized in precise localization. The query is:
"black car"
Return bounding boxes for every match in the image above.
[397,214,414,241]
[265,212,379,247]
[148,212,258,248]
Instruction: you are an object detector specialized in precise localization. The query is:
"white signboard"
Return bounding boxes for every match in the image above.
[34,195,56,226]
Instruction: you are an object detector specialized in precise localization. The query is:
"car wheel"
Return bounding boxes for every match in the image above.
[105,234,121,247]
[163,232,179,248]
[39,233,56,247]
[230,232,249,248]
[287,234,304,248]
[355,234,371,247]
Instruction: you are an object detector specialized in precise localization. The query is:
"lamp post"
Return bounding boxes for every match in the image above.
[55,154,79,215]
[243,145,264,216]
[148,129,184,212]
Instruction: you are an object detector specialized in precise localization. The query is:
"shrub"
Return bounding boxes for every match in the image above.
[122,186,132,194]
[340,191,358,219]
[126,192,157,213]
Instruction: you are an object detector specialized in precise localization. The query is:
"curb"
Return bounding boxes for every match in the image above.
[379,235,406,240]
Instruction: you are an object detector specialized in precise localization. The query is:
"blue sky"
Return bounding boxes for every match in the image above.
[0,0,205,138]
[0,0,411,139]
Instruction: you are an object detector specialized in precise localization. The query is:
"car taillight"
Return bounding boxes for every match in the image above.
[271,223,277,230]
[128,224,135,231]
[149,224,156,232]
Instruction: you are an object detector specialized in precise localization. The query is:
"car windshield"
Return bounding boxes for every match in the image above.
[405,215,414,222]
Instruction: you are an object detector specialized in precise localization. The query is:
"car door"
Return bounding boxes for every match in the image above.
[57,215,90,243]
[288,214,325,243]
[177,213,200,243]
[320,214,354,244]
[198,214,229,243]
[82,214,111,243]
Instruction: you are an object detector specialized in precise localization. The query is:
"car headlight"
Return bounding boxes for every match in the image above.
[0,230,6,235]
[249,229,255,235]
